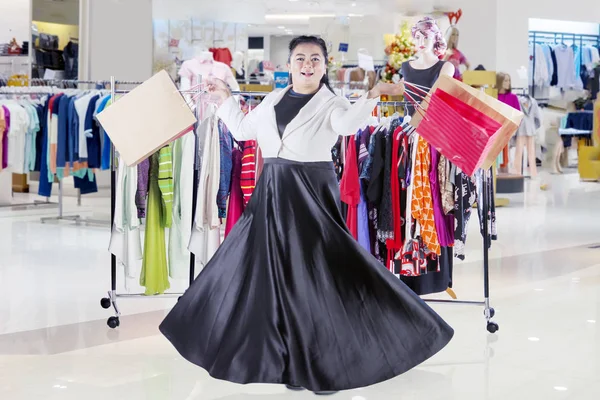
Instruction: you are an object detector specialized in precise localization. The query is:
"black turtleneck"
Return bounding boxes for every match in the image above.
[274,89,316,138]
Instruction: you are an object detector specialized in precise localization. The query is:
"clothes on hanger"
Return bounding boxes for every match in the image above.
[517,95,542,137]
[209,47,233,66]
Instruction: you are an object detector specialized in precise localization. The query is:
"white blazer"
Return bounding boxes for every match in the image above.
[216,85,379,162]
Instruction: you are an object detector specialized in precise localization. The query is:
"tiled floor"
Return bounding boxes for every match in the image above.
[0,172,599,399]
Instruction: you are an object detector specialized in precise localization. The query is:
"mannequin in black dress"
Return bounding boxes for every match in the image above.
[400,17,456,296]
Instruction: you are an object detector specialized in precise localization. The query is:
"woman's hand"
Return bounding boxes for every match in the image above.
[206,77,232,102]
[367,82,405,99]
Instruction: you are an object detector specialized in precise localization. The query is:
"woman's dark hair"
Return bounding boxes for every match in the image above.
[288,35,334,93]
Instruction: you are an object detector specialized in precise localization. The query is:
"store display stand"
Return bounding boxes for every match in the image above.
[424,170,499,334]
[100,75,272,328]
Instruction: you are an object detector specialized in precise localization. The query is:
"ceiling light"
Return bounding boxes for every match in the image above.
[278,26,286,29]
[528,337,540,342]
[553,386,568,391]
[534,288,544,292]
[352,2,357,6]
[266,14,364,20]
[587,320,596,323]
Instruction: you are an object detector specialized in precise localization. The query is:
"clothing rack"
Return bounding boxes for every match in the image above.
[528,30,600,98]
[368,107,499,333]
[0,89,57,208]
[101,76,273,328]
[3,81,125,225]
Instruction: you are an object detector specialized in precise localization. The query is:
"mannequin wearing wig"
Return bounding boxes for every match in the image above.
[401,17,454,115]
[399,17,455,297]
[443,26,470,81]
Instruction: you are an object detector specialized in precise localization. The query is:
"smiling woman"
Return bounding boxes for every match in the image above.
[160,33,453,397]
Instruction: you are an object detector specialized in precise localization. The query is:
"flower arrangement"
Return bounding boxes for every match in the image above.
[381,22,416,83]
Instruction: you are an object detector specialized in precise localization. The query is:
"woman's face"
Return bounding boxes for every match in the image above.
[503,75,511,91]
[288,43,326,92]
[449,29,459,49]
[414,30,435,54]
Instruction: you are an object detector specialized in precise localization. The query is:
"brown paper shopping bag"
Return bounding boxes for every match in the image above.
[96,70,197,166]
[410,74,523,172]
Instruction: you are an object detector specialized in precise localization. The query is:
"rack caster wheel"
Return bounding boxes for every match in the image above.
[101,298,111,309]
[484,307,495,319]
[487,321,499,334]
[107,316,120,329]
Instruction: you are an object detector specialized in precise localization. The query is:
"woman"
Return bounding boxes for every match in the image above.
[160,36,454,395]
[443,26,470,81]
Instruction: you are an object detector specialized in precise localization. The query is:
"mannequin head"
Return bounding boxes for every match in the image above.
[497,72,512,94]
[232,51,244,71]
[287,35,333,94]
[411,17,447,58]
[193,43,214,62]
[445,26,460,50]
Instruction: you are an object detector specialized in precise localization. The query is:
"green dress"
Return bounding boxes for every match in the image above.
[140,152,170,295]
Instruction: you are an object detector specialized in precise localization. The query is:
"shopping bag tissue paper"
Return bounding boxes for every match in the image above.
[410,74,524,175]
[96,70,197,166]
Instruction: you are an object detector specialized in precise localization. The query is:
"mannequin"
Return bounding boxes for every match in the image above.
[179,43,239,105]
[400,17,455,298]
[443,26,470,81]
[496,72,538,177]
[231,51,245,80]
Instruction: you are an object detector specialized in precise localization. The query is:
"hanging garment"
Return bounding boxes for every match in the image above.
[529,43,549,87]
[439,155,454,215]
[136,158,150,218]
[0,107,5,172]
[224,148,244,238]
[168,131,196,279]
[158,144,174,228]
[516,96,542,137]
[377,129,394,242]
[429,145,454,247]
[356,130,372,252]
[411,136,440,255]
[217,121,233,218]
[553,45,579,89]
[188,109,221,269]
[340,134,360,240]
[475,168,497,246]
[240,140,257,206]
[385,125,405,268]
[453,170,477,260]
[140,152,170,295]
[108,154,142,289]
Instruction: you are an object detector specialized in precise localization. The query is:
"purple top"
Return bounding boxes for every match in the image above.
[2,106,10,169]
[429,144,454,247]
[136,158,150,218]
[497,93,521,111]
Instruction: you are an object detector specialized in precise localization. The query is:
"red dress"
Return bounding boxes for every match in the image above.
[340,136,361,239]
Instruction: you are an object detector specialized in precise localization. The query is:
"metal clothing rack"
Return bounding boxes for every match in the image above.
[101,76,272,328]
[424,170,498,333]
[369,105,499,333]
[529,30,600,99]
[10,79,125,225]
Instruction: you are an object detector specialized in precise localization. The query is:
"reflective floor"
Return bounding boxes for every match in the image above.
[0,171,599,399]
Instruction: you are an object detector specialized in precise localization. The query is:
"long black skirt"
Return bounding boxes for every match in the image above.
[159,158,454,392]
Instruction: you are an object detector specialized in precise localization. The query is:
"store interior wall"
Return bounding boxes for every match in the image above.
[0,0,30,44]
[270,35,294,69]
[32,0,78,25]
[81,0,153,82]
